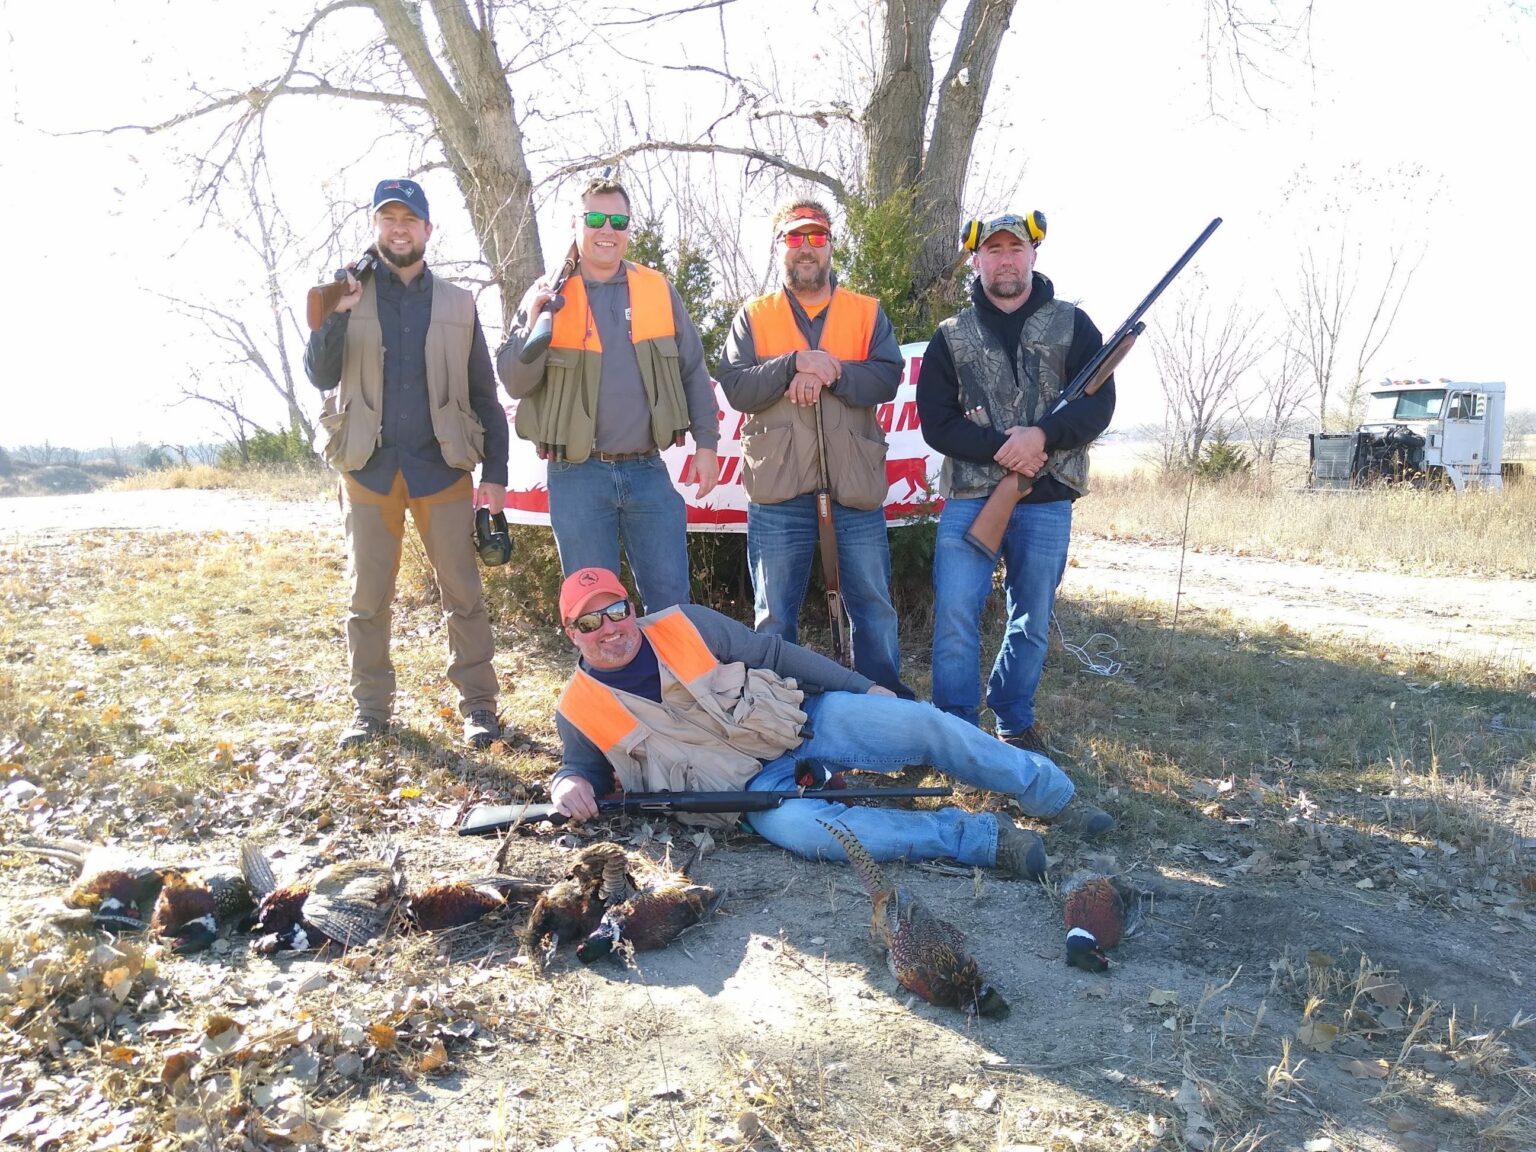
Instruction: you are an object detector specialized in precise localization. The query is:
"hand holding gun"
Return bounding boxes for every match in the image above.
[305,248,378,331]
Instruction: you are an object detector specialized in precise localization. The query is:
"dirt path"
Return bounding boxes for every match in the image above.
[1064,534,1536,669]
[6,489,1532,668]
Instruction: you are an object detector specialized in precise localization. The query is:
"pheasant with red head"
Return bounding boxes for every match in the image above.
[149,866,253,953]
[819,820,1009,1019]
[1062,872,1144,973]
[575,850,715,963]
[522,841,631,967]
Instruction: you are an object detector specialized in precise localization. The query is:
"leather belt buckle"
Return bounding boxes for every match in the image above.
[593,449,655,463]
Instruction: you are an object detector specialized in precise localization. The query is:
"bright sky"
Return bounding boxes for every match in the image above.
[2,0,1532,451]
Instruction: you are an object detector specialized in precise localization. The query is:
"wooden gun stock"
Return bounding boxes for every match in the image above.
[305,248,378,331]
[812,398,851,664]
[962,330,1138,563]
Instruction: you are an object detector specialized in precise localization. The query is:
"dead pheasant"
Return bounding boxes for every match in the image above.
[402,875,548,932]
[7,838,249,942]
[149,865,253,953]
[242,842,404,953]
[576,852,715,963]
[1062,871,1145,973]
[819,820,1009,1019]
[522,841,631,967]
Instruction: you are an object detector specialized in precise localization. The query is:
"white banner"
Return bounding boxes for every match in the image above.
[502,342,940,532]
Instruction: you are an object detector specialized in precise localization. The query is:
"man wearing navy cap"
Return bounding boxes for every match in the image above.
[305,178,510,752]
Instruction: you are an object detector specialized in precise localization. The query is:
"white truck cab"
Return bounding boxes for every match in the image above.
[1311,379,1506,491]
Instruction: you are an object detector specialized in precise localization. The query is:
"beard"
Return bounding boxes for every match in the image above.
[984,272,1028,299]
[380,242,426,269]
[785,258,828,293]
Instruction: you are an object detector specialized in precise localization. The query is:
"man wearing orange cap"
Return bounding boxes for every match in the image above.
[716,197,911,696]
[546,566,1114,877]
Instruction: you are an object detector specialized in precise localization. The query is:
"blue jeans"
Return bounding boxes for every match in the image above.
[743,691,1075,866]
[547,454,690,613]
[746,495,912,696]
[931,496,1072,738]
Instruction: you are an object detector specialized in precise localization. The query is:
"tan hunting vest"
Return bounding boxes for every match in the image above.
[737,288,889,509]
[557,608,809,828]
[315,274,485,473]
[514,262,690,463]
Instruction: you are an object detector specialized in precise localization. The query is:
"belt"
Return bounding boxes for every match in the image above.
[591,449,658,463]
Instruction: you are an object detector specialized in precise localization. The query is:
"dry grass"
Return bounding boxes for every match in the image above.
[3,491,1534,1152]
[1076,471,1536,577]
[109,465,336,501]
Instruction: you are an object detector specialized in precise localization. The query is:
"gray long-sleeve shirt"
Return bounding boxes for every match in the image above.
[714,285,904,413]
[304,264,509,495]
[553,604,874,795]
[496,264,720,455]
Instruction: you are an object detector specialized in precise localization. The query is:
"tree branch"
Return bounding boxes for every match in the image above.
[545,142,850,206]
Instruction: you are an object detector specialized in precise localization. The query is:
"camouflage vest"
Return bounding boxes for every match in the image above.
[937,293,1091,500]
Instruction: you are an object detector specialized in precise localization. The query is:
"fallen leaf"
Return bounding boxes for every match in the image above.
[1297,1021,1339,1051]
[1344,1058,1388,1079]
[161,1049,199,1085]
[1148,989,1179,1006]
[415,1038,448,1073]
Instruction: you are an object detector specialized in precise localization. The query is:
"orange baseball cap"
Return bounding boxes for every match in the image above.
[559,567,629,623]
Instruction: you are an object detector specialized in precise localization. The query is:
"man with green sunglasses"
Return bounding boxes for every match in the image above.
[498,176,720,615]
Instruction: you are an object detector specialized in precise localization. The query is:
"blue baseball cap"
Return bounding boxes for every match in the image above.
[372,179,430,223]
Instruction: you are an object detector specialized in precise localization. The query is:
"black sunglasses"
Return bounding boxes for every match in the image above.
[583,211,631,231]
[570,599,632,634]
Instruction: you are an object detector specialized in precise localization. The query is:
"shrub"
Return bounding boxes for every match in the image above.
[1195,433,1252,481]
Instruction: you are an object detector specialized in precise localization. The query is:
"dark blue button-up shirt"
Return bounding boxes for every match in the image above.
[305,263,509,497]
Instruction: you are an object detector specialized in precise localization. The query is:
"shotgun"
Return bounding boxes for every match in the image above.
[813,396,852,664]
[305,247,379,331]
[457,786,954,836]
[518,239,581,364]
[963,217,1223,562]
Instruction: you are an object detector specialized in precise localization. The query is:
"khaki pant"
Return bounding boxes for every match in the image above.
[341,472,497,721]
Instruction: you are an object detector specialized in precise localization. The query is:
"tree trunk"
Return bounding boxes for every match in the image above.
[370,0,543,327]
[913,0,1018,295]
[864,0,1018,305]
[864,0,943,203]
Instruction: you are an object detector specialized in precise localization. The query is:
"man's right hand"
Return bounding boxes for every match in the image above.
[795,349,842,386]
[517,279,556,327]
[332,269,363,314]
[551,775,599,822]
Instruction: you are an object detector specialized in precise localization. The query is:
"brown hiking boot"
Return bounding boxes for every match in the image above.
[1051,796,1115,839]
[337,712,388,751]
[994,818,1048,881]
[464,709,502,751]
[1000,725,1051,755]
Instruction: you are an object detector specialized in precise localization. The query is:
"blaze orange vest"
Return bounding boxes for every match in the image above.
[743,289,877,360]
[558,611,717,754]
[513,262,690,462]
[735,288,889,509]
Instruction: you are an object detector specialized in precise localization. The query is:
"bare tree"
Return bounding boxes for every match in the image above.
[1233,329,1312,469]
[106,0,1316,337]
[1150,281,1268,469]
[163,151,319,445]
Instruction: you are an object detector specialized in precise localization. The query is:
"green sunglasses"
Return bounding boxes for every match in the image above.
[583,211,631,231]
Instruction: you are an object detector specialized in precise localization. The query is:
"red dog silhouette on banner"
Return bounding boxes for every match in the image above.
[501,343,938,531]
